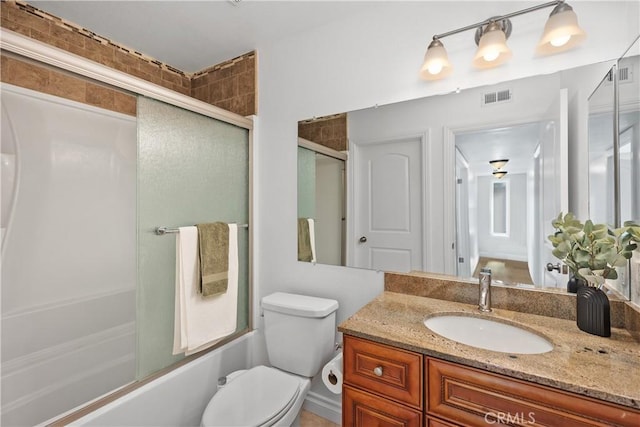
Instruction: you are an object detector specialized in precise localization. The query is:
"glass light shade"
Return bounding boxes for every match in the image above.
[420,39,453,80]
[472,24,512,69]
[489,159,509,170]
[492,170,508,179]
[536,6,586,55]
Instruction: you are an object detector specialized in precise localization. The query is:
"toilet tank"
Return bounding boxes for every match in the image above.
[262,292,339,377]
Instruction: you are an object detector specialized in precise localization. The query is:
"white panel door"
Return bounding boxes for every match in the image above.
[538,88,569,287]
[354,137,423,272]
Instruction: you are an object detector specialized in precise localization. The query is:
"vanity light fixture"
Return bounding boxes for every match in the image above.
[420,0,586,80]
[489,159,509,170]
[492,170,508,179]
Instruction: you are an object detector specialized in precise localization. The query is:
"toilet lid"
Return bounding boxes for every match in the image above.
[201,366,302,427]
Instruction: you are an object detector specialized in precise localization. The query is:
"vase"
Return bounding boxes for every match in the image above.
[576,286,611,337]
[567,274,586,294]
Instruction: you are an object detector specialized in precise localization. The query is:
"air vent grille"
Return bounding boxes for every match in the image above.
[606,66,632,84]
[482,89,512,106]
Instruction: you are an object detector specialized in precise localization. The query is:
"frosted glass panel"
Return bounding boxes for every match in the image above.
[137,97,249,379]
[297,146,316,218]
[1,84,136,426]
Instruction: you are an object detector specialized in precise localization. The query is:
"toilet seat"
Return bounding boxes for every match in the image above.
[201,366,303,427]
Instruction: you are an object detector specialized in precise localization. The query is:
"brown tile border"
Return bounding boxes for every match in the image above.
[1,1,257,116]
[1,53,137,116]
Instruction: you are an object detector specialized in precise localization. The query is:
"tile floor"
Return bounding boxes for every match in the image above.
[300,410,339,427]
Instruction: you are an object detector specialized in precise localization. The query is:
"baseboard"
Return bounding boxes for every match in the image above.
[303,390,341,425]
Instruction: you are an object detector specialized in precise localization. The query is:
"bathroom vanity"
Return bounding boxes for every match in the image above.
[339,285,640,427]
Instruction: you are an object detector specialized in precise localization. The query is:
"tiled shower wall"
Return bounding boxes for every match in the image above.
[191,53,256,117]
[1,53,137,116]
[0,1,257,116]
[298,113,348,152]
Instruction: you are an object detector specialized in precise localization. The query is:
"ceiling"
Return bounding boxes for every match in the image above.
[28,0,381,73]
[455,122,541,175]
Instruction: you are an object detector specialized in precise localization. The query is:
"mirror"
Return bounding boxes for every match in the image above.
[619,36,640,305]
[618,36,640,228]
[298,60,624,291]
[297,138,347,265]
[588,35,640,300]
[297,115,348,266]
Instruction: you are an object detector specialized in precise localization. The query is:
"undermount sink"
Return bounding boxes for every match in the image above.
[424,314,554,354]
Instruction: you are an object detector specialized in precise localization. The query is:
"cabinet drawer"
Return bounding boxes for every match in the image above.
[344,335,422,409]
[427,358,640,427]
[343,385,422,427]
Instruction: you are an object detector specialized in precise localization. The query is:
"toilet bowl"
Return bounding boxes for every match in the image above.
[200,365,311,427]
[200,292,339,427]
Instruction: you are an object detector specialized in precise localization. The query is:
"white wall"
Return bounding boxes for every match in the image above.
[477,173,528,262]
[254,0,640,412]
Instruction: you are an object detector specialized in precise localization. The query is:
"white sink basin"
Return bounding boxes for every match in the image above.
[424,314,553,354]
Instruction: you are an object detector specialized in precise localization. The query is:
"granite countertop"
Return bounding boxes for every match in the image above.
[338,291,640,409]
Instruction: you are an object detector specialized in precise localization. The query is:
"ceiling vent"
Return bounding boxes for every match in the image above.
[606,65,633,84]
[482,89,512,106]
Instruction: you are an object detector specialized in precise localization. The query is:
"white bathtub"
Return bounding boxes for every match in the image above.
[62,332,256,427]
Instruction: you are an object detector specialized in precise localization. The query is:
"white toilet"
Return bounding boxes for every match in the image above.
[201,292,339,427]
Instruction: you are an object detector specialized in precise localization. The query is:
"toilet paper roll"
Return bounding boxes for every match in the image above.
[321,352,343,394]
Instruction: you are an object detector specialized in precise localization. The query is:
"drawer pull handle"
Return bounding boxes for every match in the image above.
[373,366,383,377]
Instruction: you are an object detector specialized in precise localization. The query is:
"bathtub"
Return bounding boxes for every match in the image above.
[59,332,255,427]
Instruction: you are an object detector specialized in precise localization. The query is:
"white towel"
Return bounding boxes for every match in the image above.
[173,224,238,355]
[308,218,317,263]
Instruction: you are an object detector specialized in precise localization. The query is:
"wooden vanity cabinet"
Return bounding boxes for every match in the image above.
[427,358,640,427]
[342,335,640,427]
[342,335,423,427]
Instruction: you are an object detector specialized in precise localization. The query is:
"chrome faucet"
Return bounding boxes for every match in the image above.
[479,267,492,312]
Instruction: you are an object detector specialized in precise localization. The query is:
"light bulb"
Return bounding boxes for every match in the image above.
[550,35,571,47]
[483,50,500,62]
[427,61,443,75]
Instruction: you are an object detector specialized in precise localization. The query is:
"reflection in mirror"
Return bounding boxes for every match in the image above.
[619,37,640,305]
[588,68,616,226]
[492,181,508,235]
[588,36,640,301]
[589,37,640,302]
[618,36,640,228]
[345,70,580,288]
[454,122,551,288]
[297,136,347,266]
[298,61,629,292]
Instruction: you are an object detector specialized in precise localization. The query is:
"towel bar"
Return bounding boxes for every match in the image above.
[155,224,249,235]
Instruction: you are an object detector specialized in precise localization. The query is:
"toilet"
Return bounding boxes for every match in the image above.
[201,292,339,427]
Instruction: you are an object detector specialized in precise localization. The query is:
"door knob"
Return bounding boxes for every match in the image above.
[359,236,367,243]
[546,262,561,272]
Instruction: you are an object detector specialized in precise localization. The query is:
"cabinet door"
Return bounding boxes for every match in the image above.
[343,385,422,427]
[426,416,459,427]
[343,335,423,409]
[427,358,640,427]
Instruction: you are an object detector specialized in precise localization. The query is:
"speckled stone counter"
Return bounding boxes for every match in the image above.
[338,291,640,409]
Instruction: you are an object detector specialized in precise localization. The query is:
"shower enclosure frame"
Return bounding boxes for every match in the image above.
[0,27,255,424]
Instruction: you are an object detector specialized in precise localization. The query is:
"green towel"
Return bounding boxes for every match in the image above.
[298,218,312,262]
[196,222,229,297]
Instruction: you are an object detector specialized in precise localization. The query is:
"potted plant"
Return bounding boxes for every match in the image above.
[548,212,640,337]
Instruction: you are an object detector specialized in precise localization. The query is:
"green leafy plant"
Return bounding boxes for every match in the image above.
[548,212,640,288]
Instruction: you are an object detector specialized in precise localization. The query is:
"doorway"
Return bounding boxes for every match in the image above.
[352,136,425,272]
